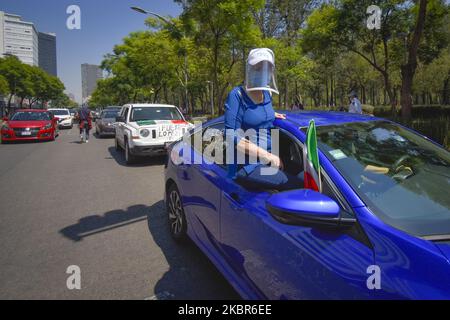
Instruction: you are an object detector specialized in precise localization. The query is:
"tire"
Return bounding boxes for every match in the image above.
[124,139,136,165]
[166,183,187,242]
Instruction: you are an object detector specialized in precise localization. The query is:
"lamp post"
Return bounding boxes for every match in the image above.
[131,6,190,117]
[206,81,214,116]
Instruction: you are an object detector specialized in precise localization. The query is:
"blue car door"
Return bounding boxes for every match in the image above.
[176,124,223,251]
[219,133,376,299]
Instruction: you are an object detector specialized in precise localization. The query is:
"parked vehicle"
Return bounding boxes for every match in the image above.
[95,109,120,137]
[1,109,59,143]
[115,104,193,165]
[164,111,450,299]
[48,108,73,129]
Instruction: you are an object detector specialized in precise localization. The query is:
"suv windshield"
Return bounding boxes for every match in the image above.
[313,120,450,237]
[130,107,182,122]
[49,110,69,116]
[10,111,51,121]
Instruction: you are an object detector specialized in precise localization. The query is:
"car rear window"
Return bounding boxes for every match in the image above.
[50,110,69,116]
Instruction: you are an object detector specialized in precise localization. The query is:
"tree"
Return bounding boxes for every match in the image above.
[302,0,449,120]
[177,0,265,114]
[0,75,9,95]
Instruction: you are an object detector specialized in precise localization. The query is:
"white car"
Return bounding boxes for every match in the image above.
[114,104,193,164]
[48,108,73,129]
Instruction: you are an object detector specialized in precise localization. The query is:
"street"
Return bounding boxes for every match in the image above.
[0,128,238,300]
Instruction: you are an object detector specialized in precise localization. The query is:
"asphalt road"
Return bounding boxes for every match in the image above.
[0,127,239,300]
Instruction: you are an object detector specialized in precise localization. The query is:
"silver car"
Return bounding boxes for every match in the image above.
[95,110,120,137]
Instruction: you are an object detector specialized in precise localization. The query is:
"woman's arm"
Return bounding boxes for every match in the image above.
[236,138,282,168]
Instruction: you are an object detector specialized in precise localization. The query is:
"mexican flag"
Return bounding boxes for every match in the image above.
[303,120,322,192]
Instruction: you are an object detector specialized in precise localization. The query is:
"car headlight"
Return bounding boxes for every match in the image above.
[140,129,150,138]
[42,123,53,130]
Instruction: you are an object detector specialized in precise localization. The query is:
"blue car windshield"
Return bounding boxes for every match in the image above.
[312,120,450,237]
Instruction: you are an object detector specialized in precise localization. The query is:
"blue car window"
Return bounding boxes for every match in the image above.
[312,120,450,237]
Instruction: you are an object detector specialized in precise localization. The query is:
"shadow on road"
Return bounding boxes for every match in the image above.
[59,199,239,299]
[146,201,240,300]
[59,203,153,242]
[107,146,167,167]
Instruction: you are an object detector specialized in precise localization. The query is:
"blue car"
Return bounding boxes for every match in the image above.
[164,111,450,299]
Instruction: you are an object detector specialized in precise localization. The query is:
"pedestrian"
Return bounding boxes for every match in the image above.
[223,48,304,191]
[348,92,363,114]
[77,104,92,143]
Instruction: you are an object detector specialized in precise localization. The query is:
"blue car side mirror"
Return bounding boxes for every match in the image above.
[266,189,341,227]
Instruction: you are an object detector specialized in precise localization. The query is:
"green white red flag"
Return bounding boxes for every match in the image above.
[303,120,322,192]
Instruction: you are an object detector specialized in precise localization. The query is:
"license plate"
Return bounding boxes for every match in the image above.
[158,125,179,138]
[21,131,32,136]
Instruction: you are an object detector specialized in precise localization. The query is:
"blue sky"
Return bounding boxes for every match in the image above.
[1,0,182,103]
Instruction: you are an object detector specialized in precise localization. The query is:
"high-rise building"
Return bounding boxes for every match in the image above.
[0,11,39,66]
[38,32,57,76]
[81,64,103,103]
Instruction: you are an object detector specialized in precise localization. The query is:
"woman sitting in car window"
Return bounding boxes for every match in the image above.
[224,48,304,190]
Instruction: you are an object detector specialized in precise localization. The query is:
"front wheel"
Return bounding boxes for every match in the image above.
[124,140,136,165]
[166,184,187,242]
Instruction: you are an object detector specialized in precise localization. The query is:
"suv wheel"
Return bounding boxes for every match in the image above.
[125,139,136,165]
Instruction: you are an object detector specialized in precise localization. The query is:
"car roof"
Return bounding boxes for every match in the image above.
[15,109,49,112]
[283,111,382,127]
[127,104,178,108]
[207,110,382,128]
[48,108,69,110]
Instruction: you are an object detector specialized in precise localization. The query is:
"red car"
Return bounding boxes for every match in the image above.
[1,109,59,143]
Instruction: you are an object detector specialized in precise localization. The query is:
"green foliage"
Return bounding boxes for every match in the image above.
[0,55,66,107]
[91,0,449,114]
[0,75,9,95]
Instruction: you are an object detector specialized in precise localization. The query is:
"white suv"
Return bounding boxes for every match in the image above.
[114,104,193,164]
[48,108,73,129]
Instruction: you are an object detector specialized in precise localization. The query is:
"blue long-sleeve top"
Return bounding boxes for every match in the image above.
[224,86,275,178]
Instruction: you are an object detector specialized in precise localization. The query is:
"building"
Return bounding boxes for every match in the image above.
[0,11,39,66]
[81,64,103,103]
[38,32,57,76]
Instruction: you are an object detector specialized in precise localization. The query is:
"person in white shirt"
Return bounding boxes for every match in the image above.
[349,93,363,114]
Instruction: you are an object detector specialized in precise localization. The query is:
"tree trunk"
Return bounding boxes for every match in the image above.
[442,74,450,105]
[400,0,428,122]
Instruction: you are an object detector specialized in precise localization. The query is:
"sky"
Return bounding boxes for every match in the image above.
[0,0,183,103]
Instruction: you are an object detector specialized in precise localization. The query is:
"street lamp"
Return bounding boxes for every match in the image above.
[206,81,214,116]
[131,6,190,116]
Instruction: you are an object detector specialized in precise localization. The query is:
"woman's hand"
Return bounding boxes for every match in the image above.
[264,153,284,169]
[275,112,286,120]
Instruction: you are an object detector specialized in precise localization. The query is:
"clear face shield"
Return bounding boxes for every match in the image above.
[245,60,279,95]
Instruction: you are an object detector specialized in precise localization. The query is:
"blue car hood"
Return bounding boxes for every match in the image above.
[435,242,450,264]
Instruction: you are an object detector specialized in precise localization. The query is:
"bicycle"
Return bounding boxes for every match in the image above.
[79,120,89,143]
